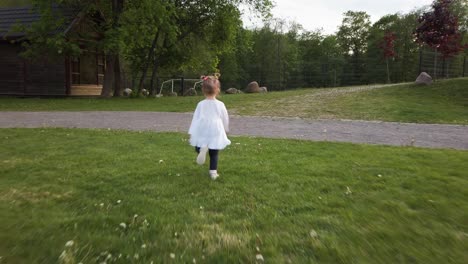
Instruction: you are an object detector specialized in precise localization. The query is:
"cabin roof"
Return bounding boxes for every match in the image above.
[0,5,78,40]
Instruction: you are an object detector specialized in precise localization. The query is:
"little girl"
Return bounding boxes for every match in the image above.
[188,75,231,180]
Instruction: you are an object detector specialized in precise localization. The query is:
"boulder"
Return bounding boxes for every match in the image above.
[184,88,197,96]
[245,81,261,93]
[123,88,132,97]
[225,88,238,94]
[141,89,149,96]
[415,72,433,85]
[259,87,268,93]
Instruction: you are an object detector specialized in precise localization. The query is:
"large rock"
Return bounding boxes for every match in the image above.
[415,72,433,85]
[225,88,238,94]
[184,88,197,96]
[245,81,261,93]
[259,87,268,93]
[123,88,132,97]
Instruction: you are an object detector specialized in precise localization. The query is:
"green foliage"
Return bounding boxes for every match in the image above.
[12,2,81,60]
[118,0,175,77]
[6,0,465,88]
[0,0,31,7]
[11,0,272,83]
[337,11,371,56]
[1,129,467,262]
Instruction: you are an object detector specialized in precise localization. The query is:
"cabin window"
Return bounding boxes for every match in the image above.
[71,57,80,84]
[97,54,105,85]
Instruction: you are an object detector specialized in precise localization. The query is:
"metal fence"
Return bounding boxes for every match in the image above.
[122,49,467,95]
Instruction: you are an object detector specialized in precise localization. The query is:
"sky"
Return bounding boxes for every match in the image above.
[242,0,434,34]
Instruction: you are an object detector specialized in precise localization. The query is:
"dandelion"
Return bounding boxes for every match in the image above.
[176,173,180,177]
[59,250,74,264]
[141,244,147,249]
[310,230,318,238]
[193,258,197,263]
[142,219,150,228]
[345,186,352,195]
[119,223,127,229]
[100,203,104,207]
[199,206,204,210]
[256,254,264,262]
[170,253,176,259]
[318,196,322,200]
[117,200,121,204]
[134,253,139,259]
[65,240,74,247]
[159,160,164,163]
[377,174,382,178]
[134,214,138,218]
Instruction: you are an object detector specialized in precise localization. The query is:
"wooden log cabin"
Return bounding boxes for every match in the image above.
[0,6,105,96]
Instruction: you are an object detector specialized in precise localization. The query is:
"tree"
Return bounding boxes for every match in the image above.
[0,0,31,7]
[17,0,272,97]
[320,35,345,87]
[297,30,325,87]
[415,0,466,78]
[380,32,397,83]
[337,11,371,56]
[218,27,254,89]
[131,0,272,95]
[337,11,371,85]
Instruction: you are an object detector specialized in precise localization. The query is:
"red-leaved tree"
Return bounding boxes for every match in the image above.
[415,0,465,78]
[380,32,397,83]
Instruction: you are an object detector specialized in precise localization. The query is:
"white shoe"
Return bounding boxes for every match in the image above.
[209,172,219,180]
[196,147,208,165]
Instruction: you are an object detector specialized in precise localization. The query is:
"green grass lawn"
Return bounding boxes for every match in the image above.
[1,78,467,124]
[1,128,467,263]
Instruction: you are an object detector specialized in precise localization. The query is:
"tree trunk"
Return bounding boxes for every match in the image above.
[386,58,390,84]
[433,48,437,80]
[101,54,115,97]
[113,56,122,97]
[150,59,159,96]
[137,30,160,95]
[110,0,124,97]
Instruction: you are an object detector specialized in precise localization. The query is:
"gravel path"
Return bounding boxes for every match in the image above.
[1,111,467,150]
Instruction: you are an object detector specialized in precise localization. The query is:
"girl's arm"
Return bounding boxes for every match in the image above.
[188,104,201,134]
[221,104,229,133]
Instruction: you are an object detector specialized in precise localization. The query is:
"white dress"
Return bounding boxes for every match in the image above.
[189,99,231,150]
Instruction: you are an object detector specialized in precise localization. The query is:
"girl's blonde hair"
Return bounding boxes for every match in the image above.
[201,74,221,96]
